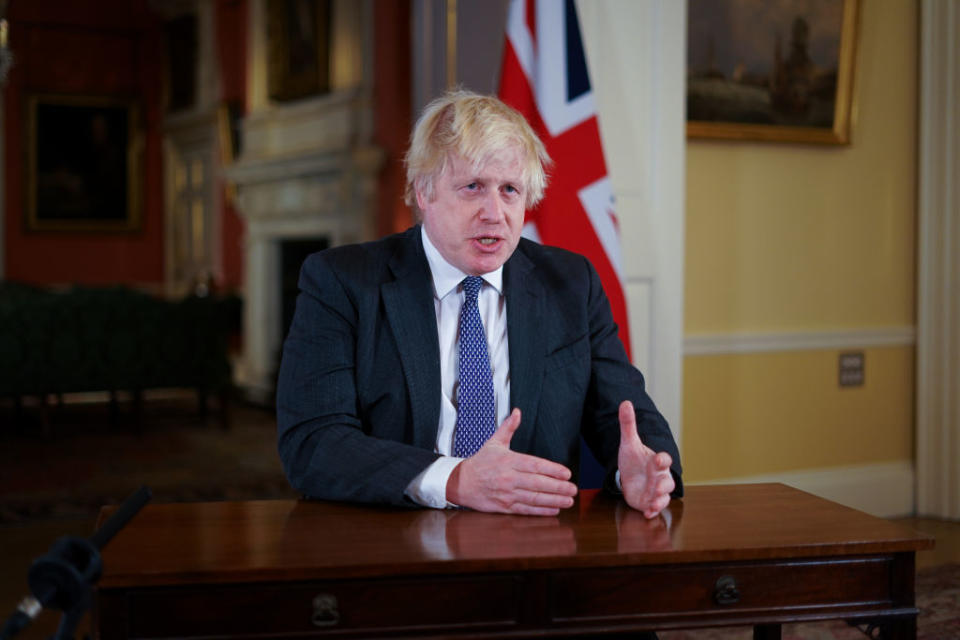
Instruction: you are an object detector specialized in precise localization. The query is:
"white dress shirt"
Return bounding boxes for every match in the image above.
[404,227,512,508]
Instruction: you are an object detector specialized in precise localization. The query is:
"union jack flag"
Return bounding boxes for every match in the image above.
[499,0,631,358]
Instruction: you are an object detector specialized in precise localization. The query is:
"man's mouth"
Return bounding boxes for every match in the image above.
[477,237,498,246]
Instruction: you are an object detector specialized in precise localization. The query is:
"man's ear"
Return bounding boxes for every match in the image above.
[415,185,427,212]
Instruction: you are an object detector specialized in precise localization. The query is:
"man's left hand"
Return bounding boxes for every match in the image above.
[617,400,675,518]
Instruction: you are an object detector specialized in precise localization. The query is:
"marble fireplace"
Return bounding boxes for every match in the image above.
[227,89,382,403]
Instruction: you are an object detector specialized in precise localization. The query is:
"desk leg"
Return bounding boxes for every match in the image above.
[877,616,916,639]
[753,624,781,640]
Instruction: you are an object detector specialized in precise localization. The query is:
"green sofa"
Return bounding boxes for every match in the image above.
[0,282,240,429]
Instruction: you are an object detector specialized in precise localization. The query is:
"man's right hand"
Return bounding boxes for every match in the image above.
[446,408,578,516]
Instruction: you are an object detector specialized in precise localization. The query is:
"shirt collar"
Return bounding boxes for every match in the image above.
[421,225,504,300]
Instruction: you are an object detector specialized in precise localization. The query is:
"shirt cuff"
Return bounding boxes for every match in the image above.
[404,456,465,509]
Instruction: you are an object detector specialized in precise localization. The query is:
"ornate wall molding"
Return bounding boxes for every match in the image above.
[229,1,380,403]
[226,90,382,403]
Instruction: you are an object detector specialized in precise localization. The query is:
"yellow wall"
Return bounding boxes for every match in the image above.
[684,346,914,479]
[683,1,917,482]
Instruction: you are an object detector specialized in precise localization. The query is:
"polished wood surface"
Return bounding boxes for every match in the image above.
[95,484,934,639]
[98,483,931,587]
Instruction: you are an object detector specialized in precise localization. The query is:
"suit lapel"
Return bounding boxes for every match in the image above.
[382,228,442,451]
[504,247,545,454]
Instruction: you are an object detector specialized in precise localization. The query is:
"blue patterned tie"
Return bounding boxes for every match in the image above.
[453,276,497,457]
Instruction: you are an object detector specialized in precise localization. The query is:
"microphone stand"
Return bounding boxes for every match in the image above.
[0,485,152,640]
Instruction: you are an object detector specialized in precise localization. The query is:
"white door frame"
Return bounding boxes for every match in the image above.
[916,0,960,519]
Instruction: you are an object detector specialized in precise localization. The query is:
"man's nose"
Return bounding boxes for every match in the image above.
[479,191,505,222]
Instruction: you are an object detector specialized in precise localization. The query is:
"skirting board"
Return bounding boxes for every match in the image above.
[690,461,915,518]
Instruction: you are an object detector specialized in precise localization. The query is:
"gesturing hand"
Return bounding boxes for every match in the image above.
[617,400,675,518]
[446,409,578,516]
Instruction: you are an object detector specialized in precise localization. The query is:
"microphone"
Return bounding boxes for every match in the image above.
[89,485,152,550]
[0,598,39,640]
[0,485,152,640]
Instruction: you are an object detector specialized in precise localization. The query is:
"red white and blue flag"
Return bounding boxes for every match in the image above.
[499,0,631,357]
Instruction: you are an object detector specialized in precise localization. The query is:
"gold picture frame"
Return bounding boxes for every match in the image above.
[267,0,331,102]
[687,0,859,145]
[26,93,141,232]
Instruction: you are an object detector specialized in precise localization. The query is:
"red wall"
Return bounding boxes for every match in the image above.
[4,1,165,287]
[215,0,248,292]
[2,0,412,288]
[373,0,414,237]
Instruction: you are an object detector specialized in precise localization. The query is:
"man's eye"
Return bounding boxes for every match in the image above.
[465,182,479,190]
[504,184,519,194]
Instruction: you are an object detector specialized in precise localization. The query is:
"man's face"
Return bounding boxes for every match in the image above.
[418,147,526,276]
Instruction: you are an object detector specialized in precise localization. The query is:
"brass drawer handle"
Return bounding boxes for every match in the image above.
[312,594,340,627]
[713,575,740,605]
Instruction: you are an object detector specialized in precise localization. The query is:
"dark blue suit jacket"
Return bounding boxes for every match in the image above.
[276,226,682,507]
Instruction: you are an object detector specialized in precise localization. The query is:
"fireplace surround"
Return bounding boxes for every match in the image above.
[226,89,382,403]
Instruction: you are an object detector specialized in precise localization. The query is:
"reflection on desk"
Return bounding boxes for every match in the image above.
[96,485,932,640]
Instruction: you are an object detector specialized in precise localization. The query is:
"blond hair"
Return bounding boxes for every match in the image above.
[404,90,551,211]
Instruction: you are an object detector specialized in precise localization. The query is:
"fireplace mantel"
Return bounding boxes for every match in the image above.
[227,88,382,403]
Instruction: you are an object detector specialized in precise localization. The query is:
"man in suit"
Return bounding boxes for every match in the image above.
[277,90,681,517]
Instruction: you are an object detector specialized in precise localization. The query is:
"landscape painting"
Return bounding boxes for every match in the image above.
[687,0,858,144]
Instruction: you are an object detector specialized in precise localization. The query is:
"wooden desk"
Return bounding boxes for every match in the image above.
[95,484,933,639]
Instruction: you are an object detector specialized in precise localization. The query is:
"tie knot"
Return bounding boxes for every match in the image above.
[462,276,483,302]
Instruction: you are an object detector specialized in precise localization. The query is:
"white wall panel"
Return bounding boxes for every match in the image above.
[577,0,686,442]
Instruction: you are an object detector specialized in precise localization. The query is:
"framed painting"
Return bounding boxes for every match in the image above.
[267,0,331,102]
[26,94,141,232]
[687,0,859,144]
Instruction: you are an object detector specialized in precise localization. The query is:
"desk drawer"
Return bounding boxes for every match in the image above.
[116,575,521,638]
[550,557,894,623]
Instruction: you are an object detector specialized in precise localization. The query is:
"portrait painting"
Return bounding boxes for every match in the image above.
[26,94,140,232]
[687,0,859,144]
[267,0,331,102]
